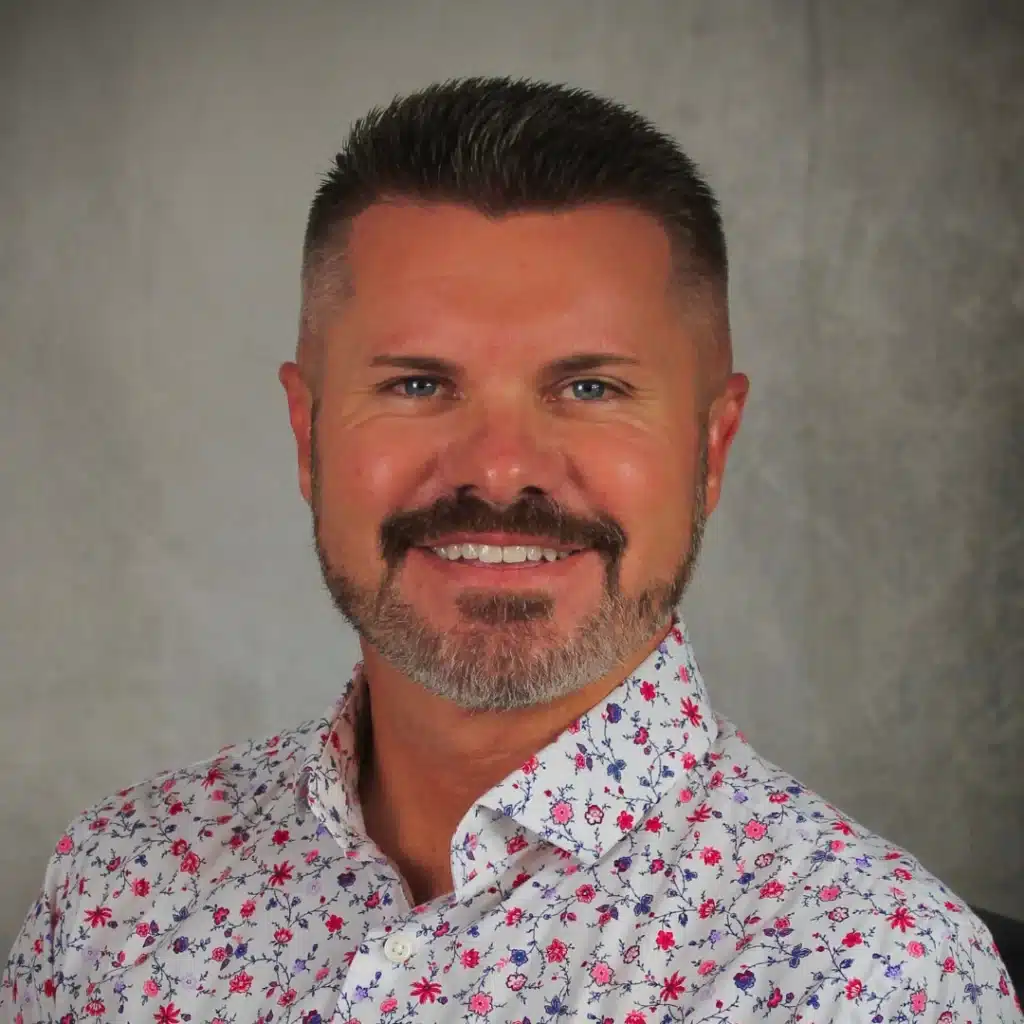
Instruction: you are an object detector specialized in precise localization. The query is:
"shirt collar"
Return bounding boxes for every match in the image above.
[475,615,717,864]
[296,617,717,864]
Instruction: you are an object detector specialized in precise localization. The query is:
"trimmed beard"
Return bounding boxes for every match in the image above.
[311,429,708,711]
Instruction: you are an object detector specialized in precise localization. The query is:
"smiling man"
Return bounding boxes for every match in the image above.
[3,78,1019,1024]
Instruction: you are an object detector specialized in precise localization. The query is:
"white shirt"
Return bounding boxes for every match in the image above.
[2,619,1019,1023]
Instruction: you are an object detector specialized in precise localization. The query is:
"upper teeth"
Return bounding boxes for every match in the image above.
[431,543,572,563]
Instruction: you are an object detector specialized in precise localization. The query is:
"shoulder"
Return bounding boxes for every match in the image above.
[689,717,1021,1021]
[1,715,328,1019]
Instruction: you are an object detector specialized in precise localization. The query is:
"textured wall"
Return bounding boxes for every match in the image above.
[1,0,1021,945]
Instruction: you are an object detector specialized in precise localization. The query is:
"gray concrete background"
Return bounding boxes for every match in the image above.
[1,0,1021,945]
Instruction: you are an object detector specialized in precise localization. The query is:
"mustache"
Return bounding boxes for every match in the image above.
[379,492,627,566]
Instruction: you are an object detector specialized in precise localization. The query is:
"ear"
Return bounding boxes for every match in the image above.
[703,371,749,517]
[278,361,314,505]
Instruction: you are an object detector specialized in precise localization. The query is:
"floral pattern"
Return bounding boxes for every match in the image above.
[2,619,1019,1023]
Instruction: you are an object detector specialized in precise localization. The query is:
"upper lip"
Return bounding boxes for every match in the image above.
[420,532,584,552]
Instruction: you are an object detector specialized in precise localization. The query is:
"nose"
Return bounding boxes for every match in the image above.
[435,399,568,506]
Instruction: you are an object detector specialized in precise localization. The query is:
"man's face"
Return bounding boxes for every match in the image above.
[282,202,745,709]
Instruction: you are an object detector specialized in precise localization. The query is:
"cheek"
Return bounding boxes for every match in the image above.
[315,431,414,561]
[583,435,694,576]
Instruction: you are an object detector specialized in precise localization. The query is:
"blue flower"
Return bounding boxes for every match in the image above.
[172,937,189,953]
[511,949,528,965]
[734,969,756,991]
[337,871,356,888]
[234,942,248,958]
[606,703,622,724]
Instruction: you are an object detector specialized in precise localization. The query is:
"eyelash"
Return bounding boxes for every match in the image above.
[381,376,628,401]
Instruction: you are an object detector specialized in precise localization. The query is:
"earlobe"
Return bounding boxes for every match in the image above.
[279,361,314,505]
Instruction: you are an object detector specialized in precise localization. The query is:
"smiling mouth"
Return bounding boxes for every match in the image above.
[423,542,584,565]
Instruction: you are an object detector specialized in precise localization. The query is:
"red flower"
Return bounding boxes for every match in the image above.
[228,971,253,994]
[656,930,675,950]
[616,811,634,831]
[365,891,381,908]
[686,803,711,824]
[759,881,785,899]
[702,846,722,866]
[170,839,188,857]
[506,835,528,855]
[168,801,184,816]
[410,977,442,1004]
[576,884,596,903]
[681,697,702,726]
[888,907,916,932]
[639,681,656,701]
[845,979,863,1000]
[43,978,57,999]
[644,815,663,833]
[634,727,649,745]
[274,928,293,945]
[272,829,290,846]
[278,989,297,1006]
[154,1004,181,1024]
[269,861,293,887]
[211,947,228,962]
[505,908,524,926]
[239,900,256,918]
[133,879,151,897]
[842,931,863,948]
[325,915,344,934]
[212,906,229,925]
[180,852,200,874]
[84,906,112,928]
[942,956,956,973]
[546,939,568,963]
[84,1000,106,1017]
[660,972,686,1001]
[521,756,539,774]
[698,899,717,919]
[460,948,480,968]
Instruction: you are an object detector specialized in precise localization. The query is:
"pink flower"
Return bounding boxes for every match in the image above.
[576,884,596,903]
[591,962,613,985]
[698,959,716,976]
[743,820,768,841]
[819,885,841,902]
[380,998,398,1013]
[506,973,527,991]
[910,989,928,1014]
[626,1013,647,1024]
[143,979,159,997]
[846,979,863,1000]
[550,801,574,825]
[55,835,74,855]
[584,804,604,825]
[468,992,493,1015]
[907,941,926,958]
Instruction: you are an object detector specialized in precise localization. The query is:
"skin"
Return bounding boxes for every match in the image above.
[279,201,748,904]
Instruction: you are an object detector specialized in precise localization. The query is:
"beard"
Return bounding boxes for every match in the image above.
[311,428,709,712]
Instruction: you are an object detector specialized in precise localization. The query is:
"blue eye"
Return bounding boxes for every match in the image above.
[397,377,439,397]
[569,379,608,401]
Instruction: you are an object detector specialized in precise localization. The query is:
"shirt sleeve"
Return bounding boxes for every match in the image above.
[830,909,1023,1023]
[0,873,62,1024]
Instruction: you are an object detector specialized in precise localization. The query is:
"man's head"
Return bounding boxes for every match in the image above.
[280,77,748,710]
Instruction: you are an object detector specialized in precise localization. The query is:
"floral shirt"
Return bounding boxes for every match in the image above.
[2,620,1019,1024]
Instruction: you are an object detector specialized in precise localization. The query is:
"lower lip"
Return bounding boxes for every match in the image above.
[408,547,592,585]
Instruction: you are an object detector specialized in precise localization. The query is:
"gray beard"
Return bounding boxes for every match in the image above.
[312,439,708,712]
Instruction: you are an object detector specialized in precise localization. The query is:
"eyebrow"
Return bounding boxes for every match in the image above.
[368,352,642,377]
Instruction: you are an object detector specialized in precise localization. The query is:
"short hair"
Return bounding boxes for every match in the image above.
[299,76,729,382]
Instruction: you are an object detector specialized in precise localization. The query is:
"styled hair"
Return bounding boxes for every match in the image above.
[299,76,729,374]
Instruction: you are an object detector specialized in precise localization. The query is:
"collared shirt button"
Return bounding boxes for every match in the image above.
[383,934,415,964]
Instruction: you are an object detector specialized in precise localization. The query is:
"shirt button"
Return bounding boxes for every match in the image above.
[383,934,415,964]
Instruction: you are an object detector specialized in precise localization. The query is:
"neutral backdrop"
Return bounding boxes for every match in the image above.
[2,0,1022,946]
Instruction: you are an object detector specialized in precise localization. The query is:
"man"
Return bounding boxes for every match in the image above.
[2,77,1018,1024]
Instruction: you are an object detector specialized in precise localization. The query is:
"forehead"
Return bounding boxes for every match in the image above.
[333,201,680,350]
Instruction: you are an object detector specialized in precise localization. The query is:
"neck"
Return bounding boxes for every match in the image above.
[356,624,670,905]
